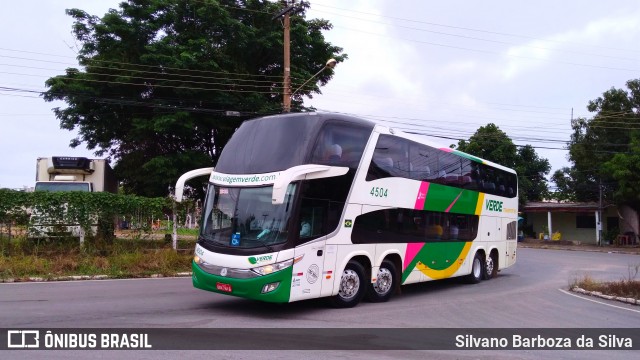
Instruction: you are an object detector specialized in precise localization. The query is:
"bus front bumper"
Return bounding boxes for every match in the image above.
[192,261,292,303]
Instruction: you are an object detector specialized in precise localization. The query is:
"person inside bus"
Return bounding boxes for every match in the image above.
[449,219,460,240]
[300,219,311,237]
[327,144,342,164]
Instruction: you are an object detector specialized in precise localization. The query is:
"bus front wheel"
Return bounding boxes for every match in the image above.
[329,261,366,308]
[465,252,484,284]
[366,259,397,303]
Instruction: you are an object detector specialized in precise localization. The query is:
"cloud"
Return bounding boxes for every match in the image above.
[500,10,640,80]
[305,0,423,112]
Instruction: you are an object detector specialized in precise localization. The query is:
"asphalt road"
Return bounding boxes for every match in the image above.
[2,247,640,359]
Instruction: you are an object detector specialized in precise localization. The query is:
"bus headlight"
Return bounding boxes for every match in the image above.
[251,255,304,276]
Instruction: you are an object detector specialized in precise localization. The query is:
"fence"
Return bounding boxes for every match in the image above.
[0,189,184,245]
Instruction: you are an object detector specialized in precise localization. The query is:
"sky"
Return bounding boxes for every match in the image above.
[1,0,639,190]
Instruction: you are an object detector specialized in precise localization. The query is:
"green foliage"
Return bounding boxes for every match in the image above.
[457,124,518,168]
[456,123,551,206]
[43,0,346,197]
[559,79,640,208]
[515,144,551,203]
[0,189,166,239]
[603,133,640,208]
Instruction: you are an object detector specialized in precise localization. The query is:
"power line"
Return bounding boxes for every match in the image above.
[0,50,326,89]
[0,70,286,91]
[0,85,260,116]
[0,49,307,82]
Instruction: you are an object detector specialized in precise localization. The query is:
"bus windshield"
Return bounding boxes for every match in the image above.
[200,183,296,249]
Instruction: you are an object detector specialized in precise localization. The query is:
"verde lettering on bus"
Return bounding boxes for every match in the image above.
[248,255,273,265]
[485,199,503,212]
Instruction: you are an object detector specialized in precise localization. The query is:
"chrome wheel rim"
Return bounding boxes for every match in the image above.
[373,267,393,295]
[473,257,482,279]
[486,256,494,276]
[339,269,360,300]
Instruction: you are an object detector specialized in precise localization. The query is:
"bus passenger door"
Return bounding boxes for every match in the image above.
[290,239,326,302]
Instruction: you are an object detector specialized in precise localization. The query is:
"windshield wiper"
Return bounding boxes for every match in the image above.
[252,236,276,253]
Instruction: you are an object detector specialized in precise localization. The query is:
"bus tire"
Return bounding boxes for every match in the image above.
[329,261,366,308]
[366,259,397,303]
[484,251,498,280]
[465,252,484,284]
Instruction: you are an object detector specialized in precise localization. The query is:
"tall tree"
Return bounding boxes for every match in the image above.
[554,79,640,209]
[43,0,346,196]
[602,133,640,209]
[456,124,518,169]
[456,123,551,206]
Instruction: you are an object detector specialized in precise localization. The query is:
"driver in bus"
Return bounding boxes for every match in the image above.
[300,220,311,237]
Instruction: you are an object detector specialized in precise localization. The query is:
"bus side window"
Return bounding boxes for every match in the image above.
[298,199,326,239]
[366,135,409,181]
[296,171,354,245]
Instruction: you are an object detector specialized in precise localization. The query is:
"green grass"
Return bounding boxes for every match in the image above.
[0,236,195,280]
[174,228,199,236]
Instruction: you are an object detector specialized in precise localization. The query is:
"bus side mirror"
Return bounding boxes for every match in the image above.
[174,167,214,202]
[272,165,349,205]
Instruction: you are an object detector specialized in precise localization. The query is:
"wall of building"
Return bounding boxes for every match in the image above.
[524,207,620,245]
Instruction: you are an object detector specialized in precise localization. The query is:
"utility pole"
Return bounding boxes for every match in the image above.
[283,7,291,112]
[274,1,295,112]
[598,178,603,246]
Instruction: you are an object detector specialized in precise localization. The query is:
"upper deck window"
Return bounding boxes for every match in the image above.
[367,134,517,198]
[310,123,372,168]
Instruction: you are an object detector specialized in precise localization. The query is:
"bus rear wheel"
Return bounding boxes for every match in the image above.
[465,252,484,284]
[329,261,366,308]
[366,259,397,303]
[484,251,498,280]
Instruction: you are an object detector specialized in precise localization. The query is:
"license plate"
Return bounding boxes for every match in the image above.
[216,282,232,292]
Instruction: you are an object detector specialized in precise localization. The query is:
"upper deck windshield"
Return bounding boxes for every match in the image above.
[215,113,374,174]
[200,183,296,250]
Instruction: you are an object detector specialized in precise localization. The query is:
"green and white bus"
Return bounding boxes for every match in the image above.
[175,112,518,307]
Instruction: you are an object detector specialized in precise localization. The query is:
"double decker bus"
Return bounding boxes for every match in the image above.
[175,112,518,308]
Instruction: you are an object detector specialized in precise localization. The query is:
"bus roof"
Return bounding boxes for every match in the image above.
[251,111,377,128]
[247,112,515,174]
